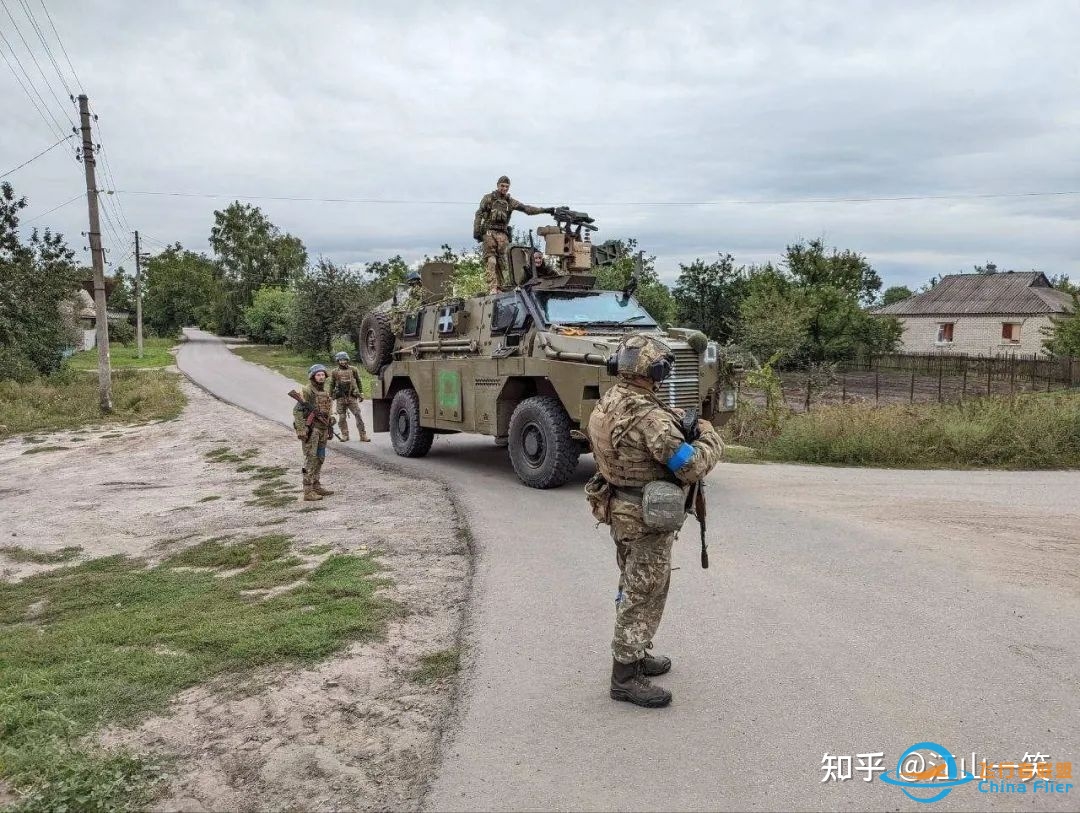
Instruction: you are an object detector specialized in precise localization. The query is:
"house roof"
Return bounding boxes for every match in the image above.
[875,272,1075,316]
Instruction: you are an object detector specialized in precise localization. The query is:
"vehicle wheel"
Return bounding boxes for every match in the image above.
[507,396,580,489]
[359,312,395,374]
[389,388,434,458]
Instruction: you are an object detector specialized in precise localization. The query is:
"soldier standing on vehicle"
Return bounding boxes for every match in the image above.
[586,335,725,708]
[330,351,369,442]
[292,364,336,501]
[473,176,555,294]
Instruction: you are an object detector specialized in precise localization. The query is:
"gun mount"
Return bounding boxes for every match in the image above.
[537,205,597,275]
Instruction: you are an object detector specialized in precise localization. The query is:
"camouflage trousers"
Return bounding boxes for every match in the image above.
[481,230,510,293]
[610,499,675,665]
[301,425,329,487]
[335,397,365,440]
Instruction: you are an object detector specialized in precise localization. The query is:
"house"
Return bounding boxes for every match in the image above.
[874,272,1074,356]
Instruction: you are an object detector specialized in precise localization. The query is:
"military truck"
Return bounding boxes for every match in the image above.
[358,208,739,489]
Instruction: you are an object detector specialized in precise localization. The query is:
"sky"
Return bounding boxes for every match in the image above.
[3,0,1078,291]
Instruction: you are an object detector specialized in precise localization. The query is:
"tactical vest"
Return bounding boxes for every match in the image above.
[589,384,673,487]
[485,195,512,231]
[330,366,358,399]
[306,384,333,425]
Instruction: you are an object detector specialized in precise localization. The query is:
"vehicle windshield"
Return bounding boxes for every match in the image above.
[534,290,657,327]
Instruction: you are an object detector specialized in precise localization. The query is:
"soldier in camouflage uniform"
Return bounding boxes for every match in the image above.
[473,175,554,294]
[292,364,335,501]
[389,269,429,335]
[587,334,725,708]
[330,351,369,442]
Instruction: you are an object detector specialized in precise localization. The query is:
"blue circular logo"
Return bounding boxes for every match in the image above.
[879,742,976,804]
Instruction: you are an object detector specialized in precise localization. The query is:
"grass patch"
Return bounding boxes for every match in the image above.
[67,336,177,371]
[0,536,392,809]
[730,391,1080,469]
[21,445,70,455]
[296,505,324,513]
[255,517,288,527]
[197,495,221,503]
[303,544,333,555]
[0,545,82,564]
[230,344,375,393]
[412,648,461,684]
[0,371,185,441]
[722,445,760,464]
[252,465,288,480]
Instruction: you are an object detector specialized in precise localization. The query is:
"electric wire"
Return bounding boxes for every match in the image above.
[0,132,74,179]
[25,190,81,222]
[0,27,66,139]
[92,108,133,233]
[0,0,75,129]
[37,0,79,92]
[16,0,72,98]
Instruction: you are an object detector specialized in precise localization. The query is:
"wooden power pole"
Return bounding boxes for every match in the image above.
[78,93,112,411]
[134,230,143,359]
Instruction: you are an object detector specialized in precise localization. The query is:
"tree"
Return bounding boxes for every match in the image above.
[1042,296,1080,357]
[672,253,748,342]
[0,182,82,380]
[881,285,913,306]
[242,287,294,344]
[108,266,135,312]
[1049,274,1079,296]
[142,244,220,336]
[208,202,307,335]
[736,265,811,363]
[592,238,675,325]
[784,238,883,305]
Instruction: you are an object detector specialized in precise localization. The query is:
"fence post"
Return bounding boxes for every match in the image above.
[804,377,812,413]
[910,369,916,404]
[961,365,967,400]
[875,371,880,405]
[1047,357,1052,392]
[1070,357,1075,388]
[937,357,943,402]
[1010,356,1016,394]
[987,359,993,396]
[841,372,847,403]
[1031,357,1037,391]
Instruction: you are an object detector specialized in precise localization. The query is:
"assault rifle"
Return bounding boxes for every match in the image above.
[287,390,340,440]
[679,408,709,569]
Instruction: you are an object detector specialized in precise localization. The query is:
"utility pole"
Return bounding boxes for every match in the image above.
[78,94,112,412]
[134,230,143,359]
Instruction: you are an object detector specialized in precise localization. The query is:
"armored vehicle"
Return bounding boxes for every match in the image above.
[359,208,739,489]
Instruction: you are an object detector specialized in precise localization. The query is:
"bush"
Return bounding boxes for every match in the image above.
[242,287,293,344]
[107,319,135,346]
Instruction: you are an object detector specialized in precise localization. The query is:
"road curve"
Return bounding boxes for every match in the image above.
[178,329,1080,812]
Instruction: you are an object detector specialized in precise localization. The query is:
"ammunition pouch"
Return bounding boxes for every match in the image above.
[641,481,688,533]
[333,385,349,400]
[584,472,613,525]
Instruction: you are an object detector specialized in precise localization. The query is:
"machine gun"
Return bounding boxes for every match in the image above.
[552,206,598,233]
[679,407,709,569]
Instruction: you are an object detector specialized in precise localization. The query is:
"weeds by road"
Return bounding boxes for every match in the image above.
[0,537,391,811]
[231,344,374,393]
[0,370,185,439]
[67,337,178,371]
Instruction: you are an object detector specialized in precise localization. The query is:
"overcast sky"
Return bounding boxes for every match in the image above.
[3,0,1078,290]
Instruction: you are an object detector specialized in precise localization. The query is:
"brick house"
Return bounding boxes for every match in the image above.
[874,272,1074,356]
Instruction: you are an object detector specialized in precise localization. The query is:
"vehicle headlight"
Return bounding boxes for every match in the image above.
[704,341,719,365]
[721,388,736,409]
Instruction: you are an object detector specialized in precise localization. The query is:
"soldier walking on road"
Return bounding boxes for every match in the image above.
[586,335,725,708]
[473,176,555,294]
[292,364,336,501]
[330,351,369,442]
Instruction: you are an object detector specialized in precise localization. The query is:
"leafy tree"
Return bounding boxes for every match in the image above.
[142,244,219,336]
[881,285,913,306]
[785,238,883,305]
[243,287,294,344]
[108,266,135,312]
[672,253,748,341]
[426,244,486,298]
[1049,274,1079,296]
[592,238,675,325]
[208,202,307,335]
[736,265,811,363]
[1042,297,1080,357]
[0,182,82,380]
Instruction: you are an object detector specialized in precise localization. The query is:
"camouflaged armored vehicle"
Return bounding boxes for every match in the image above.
[358,209,739,489]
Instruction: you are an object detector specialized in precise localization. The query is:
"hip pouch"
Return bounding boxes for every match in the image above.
[584,472,612,525]
[641,481,688,533]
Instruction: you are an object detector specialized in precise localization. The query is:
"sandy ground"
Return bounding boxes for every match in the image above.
[0,381,471,812]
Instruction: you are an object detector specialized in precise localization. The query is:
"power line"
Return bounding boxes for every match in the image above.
[0,28,66,139]
[0,0,75,129]
[37,0,79,92]
[111,188,1080,207]
[0,132,74,179]
[91,107,133,233]
[25,190,82,222]
[16,0,71,98]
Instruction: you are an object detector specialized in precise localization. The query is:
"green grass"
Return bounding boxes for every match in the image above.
[0,545,82,564]
[230,344,375,393]
[197,495,221,503]
[67,337,177,370]
[412,648,461,684]
[0,536,393,811]
[732,391,1080,469]
[0,370,185,440]
[21,445,70,455]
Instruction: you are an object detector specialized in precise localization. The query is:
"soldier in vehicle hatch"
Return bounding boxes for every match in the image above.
[473,176,555,294]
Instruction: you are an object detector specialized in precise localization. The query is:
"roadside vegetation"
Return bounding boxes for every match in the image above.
[230,344,375,393]
[0,370,185,440]
[724,390,1080,469]
[0,536,394,811]
[67,337,177,371]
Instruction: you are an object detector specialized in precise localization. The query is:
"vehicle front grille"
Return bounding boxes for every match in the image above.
[662,348,701,410]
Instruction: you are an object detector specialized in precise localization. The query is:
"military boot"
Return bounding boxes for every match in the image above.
[641,651,672,677]
[313,482,335,496]
[610,659,672,708]
[359,432,371,443]
[303,488,322,502]
[339,432,350,442]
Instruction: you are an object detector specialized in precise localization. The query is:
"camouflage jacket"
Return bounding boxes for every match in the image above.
[473,191,546,236]
[329,364,363,400]
[292,381,333,434]
[588,381,724,488]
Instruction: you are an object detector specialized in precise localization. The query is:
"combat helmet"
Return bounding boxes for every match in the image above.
[606,335,675,385]
[308,363,327,379]
[334,351,350,362]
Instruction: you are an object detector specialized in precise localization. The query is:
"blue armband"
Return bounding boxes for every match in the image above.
[665,442,695,473]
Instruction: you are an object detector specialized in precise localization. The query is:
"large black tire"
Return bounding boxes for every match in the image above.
[389,388,434,458]
[507,396,580,489]
[359,311,395,374]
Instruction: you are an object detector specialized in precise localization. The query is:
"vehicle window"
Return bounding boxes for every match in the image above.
[491,295,527,333]
[534,291,657,327]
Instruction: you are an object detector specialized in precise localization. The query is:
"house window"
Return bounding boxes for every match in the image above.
[936,322,954,344]
[1001,322,1021,344]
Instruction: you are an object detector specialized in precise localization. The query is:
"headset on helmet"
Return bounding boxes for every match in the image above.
[334,351,349,362]
[605,336,675,383]
[308,363,327,378]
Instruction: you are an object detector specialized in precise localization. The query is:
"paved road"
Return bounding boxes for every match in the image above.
[178,329,1080,812]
